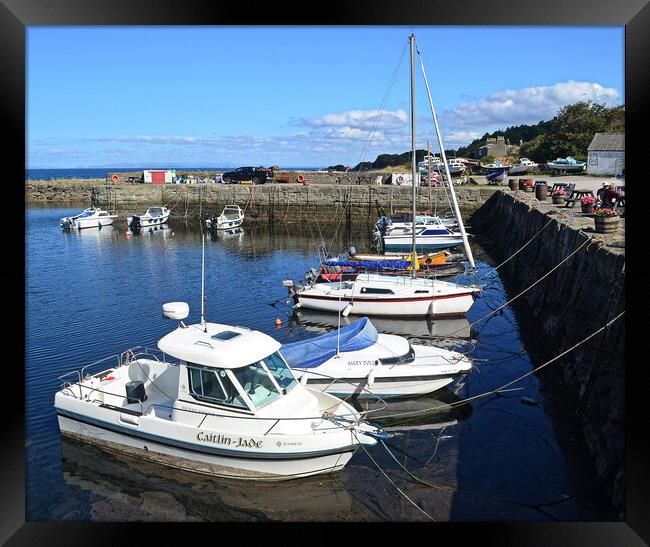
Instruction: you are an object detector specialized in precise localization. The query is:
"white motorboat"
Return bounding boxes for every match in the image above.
[481,161,512,173]
[60,207,118,230]
[508,158,538,175]
[288,272,480,317]
[281,317,472,398]
[546,156,586,172]
[380,216,464,252]
[127,207,170,231]
[54,301,384,481]
[206,205,244,231]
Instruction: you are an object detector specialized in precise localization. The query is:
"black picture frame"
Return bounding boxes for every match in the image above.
[7,1,647,544]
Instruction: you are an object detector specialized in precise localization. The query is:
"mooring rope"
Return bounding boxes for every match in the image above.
[352,429,436,521]
[480,218,554,278]
[372,310,624,421]
[439,235,595,341]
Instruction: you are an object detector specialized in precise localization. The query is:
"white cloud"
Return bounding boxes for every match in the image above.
[444,80,620,129]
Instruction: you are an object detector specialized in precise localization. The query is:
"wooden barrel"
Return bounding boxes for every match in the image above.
[535,183,548,201]
[594,216,619,233]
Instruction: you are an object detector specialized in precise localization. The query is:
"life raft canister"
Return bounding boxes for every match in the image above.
[111,175,119,183]
[296,174,305,183]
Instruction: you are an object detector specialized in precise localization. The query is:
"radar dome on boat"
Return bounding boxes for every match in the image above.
[162,302,189,320]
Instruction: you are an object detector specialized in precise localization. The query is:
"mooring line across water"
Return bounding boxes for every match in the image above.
[373,311,624,421]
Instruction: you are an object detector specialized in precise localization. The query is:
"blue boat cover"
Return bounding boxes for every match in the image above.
[280,317,378,369]
[324,258,410,269]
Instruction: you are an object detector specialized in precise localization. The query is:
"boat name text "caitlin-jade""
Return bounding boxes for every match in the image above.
[196,431,263,449]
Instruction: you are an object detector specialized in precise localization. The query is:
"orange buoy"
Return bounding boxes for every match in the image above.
[275,317,282,326]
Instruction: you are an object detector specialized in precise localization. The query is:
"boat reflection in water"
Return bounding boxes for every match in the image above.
[292,308,474,342]
[351,387,473,430]
[59,436,378,522]
[63,224,117,240]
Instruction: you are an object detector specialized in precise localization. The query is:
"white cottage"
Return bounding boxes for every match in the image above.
[587,133,625,176]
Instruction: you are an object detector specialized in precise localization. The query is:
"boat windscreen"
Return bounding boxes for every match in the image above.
[280,317,378,369]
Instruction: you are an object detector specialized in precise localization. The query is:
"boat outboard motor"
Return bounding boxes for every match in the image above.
[125,381,147,404]
[129,215,141,233]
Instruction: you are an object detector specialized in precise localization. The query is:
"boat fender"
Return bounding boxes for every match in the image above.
[342,303,353,317]
[367,369,376,387]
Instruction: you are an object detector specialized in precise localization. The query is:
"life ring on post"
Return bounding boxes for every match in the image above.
[296,174,305,184]
[396,175,404,184]
[111,175,119,183]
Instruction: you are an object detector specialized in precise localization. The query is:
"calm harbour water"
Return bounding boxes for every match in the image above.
[25,206,614,522]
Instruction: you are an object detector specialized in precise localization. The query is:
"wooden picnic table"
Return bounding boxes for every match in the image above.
[563,188,594,208]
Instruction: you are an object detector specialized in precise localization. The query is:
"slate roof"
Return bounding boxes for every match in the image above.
[588,132,625,151]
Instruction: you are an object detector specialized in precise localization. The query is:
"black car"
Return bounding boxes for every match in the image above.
[221,166,273,184]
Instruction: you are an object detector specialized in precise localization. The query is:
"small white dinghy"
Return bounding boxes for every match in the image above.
[60,207,118,230]
[127,206,170,231]
[282,317,472,398]
[54,302,383,481]
[206,205,244,231]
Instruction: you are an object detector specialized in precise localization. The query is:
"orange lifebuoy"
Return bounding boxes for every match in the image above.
[111,175,119,183]
[296,174,305,183]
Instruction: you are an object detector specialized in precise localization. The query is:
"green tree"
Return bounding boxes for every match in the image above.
[517,101,624,163]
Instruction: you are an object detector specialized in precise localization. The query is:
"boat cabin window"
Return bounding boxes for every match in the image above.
[149,208,162,214]
[187,364,248,410]
[262,352,297,393]
[361,287,394,294]
[233,361,282,409]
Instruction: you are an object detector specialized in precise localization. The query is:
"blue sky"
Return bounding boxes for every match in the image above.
[27,26,624,168]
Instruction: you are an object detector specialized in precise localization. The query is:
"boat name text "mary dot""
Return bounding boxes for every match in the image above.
[197,431,263,449]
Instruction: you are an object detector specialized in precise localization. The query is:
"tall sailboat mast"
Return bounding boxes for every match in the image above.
[409,33,417,279]
[416,42,476,269]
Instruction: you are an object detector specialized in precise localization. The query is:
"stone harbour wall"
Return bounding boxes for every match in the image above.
[470,191,625,517]
[25,181,502,224]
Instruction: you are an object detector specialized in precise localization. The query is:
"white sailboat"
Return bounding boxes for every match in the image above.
[288,34,479,318]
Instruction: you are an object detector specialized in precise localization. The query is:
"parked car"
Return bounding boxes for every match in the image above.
[221,166,273,184]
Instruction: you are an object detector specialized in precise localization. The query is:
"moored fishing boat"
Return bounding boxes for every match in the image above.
[54,301,384,481]
[60,207,118,230]
[206,205,244,232]
[127,206,170,232]
[280,317,472,398]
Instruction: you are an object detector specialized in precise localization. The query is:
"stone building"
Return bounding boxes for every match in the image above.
[587,132,625,176]
[476,136,521,159]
